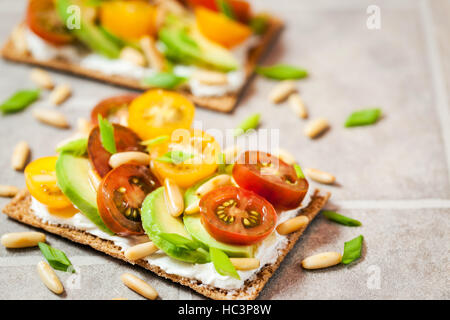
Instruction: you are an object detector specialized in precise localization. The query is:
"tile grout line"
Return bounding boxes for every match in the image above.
[419,0,450,185]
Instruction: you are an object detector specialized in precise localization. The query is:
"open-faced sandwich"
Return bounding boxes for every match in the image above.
[3,90,330,300]
[1,0,283,112]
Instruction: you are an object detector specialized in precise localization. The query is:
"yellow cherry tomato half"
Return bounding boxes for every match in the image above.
[100,1,157,41]
[150,129,221,188]
[25,156,72,209]
[128,89,195,141]
[195,7,252,48]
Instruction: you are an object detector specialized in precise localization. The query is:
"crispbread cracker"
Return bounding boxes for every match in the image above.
[1,17,283,113]
[2,188,329,300]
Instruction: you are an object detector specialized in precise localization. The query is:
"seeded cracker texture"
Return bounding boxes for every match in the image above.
[0,16,283,113]
[2,189,329,300]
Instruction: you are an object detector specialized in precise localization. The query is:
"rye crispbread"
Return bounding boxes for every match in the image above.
[2,189,329,300]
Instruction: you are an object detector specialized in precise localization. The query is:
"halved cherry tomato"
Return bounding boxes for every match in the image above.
[26,0,74,45]
[149,129,220,188]
[188,0,251,23]
[128,89,195,141]
[25,156,72,209]
[99,1,157,42]
[87,124,146,178]
[195,7,252,48]
[199,186,277,245]
[97,164,160,235]
[232,151,309,210]
[90,94,139,126]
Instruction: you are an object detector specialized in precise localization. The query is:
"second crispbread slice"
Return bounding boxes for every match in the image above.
[2,189,329,300]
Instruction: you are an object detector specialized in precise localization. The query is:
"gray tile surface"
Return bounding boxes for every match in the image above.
[0,0,449,300]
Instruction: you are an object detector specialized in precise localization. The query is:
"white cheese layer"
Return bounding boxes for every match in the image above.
[30,189,312,291]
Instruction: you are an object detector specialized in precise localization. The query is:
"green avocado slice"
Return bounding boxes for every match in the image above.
[55,153,113,235]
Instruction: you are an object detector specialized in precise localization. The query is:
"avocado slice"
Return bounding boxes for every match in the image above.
[141,188,210,264]
[55,153,113,235]
[183,178,255,258]
[56,0,121,59]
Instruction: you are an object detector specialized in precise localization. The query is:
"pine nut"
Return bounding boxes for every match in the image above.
[37,261,64,294]
[30,68,54,90]
[230,258,260,271]
[196,175,231,198]
[109,152,150,169]
[276,148,296,165]
[49,84,71,105]
[33,109,70,128]
[163,178,184,217]
[121,273,158,300]
[304,118,329,138]
[140,36,165,71]
[125,242,158,261]
[192,69,228,85]
[77,117,93,136]
[288,93,308,118]
[11,24,28,55]
[223,145,241,163]
[158,0,187,15]
[305,168,336,184]
[269,80,297,103]
[11,140,30,171]
[0,185,19,198]
[88,166,102,191]
[184,200,200,215]
[1,232,46,248]
[120,46,146,67]
[276,216,309,235]
[301,252,342,270]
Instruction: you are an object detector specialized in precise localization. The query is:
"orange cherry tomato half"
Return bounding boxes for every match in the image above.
[87,124,146,178]
[232,151,309,210]
[188,0,251,23]
[25,156,73,209]
[195,7,252,48]
[199,186,277,245]
[97,164,160,235]
[26,0,74,45]
[90,94,139,126]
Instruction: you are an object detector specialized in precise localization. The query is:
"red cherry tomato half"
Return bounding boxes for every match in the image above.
[87,124,146,178]
[98,164,160,235]
[187,0,251,23]
[232,151,309,210]
[90,94,139,126]
[199,186,277,245]
[26,0,74,45]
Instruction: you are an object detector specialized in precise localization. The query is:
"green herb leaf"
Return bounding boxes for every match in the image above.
[157,150,194,164]
[142,72,187,89]
[210,247,240,279]
[56,138,88,156]
[141,135,170,148]
[322,211,362,227]
[294,164,305,179]
[0,89,40,114]
[250,15,269,35]
[159,233,202,250]
[234,113,261,136]
[38,242,74,273]
[256,64,308,80]
[98,114,117,154]
[216,0,235,19]
[345,108,382,127]
[342,235,364,265]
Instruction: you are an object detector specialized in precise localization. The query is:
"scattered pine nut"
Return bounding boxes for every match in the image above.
[33,109,70,128]
[121,273,158,300]
[11,140,30,171]
[140,36,165,72]
[304,118,329,138]
[49,84,71,106]
[196,175,231,198]
[124,242,158,261]
[30,68,54,90]
[77,117,93,136]
[184,200,200,215]
[163,178,184,217]
[11,24,28,55]
[120,47,146,67]
[301,252,342,270]
[269,80,297,103]
[1,232,45,248]
[230,258,260,271]
[109,152,150,169]
[37,261,64,294]
[276,216,309,235]
[158,0,187,15]
[288,93,308,118]
[305,168,336,185]
[192,69,228,85]
[276,148,296,165]
[0,185,19,198]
